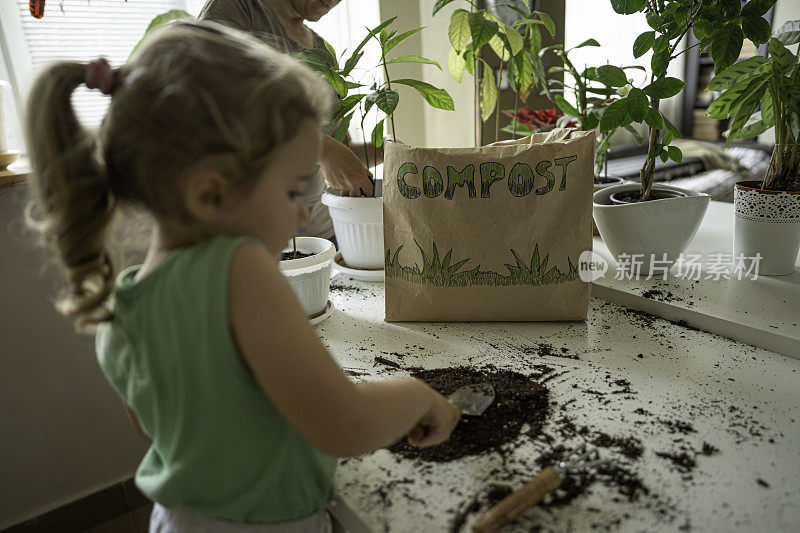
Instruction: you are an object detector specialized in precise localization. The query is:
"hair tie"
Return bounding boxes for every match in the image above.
[85,58,116,95]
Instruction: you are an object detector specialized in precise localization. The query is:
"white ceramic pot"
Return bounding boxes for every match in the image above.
[321,184,383,269]
[279,237,335,316]
[734,180,800,276]
[592,176,626,236]
[593,183,710,273]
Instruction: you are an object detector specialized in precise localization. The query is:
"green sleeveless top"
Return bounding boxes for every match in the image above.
[96,235,336,524]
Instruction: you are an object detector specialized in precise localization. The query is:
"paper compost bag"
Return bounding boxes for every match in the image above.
[383,129,594,322]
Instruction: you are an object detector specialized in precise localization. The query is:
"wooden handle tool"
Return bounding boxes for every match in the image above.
[407,404,462,442]
[471,466,563,533]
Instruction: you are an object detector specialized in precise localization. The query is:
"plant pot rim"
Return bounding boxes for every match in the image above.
[734,180,800,195]
[322,188,382,209]
[593,182,708,208]
[279,236,335,272]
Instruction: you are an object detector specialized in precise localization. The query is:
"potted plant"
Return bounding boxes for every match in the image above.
[434,0,553,146]
[707,20,800,275]
[279,237,337,319]
[294,17,454,273]
[591,0,764,272]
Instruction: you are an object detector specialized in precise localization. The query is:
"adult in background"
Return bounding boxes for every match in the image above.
[199,0,377,240]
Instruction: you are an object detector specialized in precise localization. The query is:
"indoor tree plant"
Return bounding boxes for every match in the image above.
[593,0,770,272]
[707,20,800,275]
[294,17,454,273]
[434,0,554,146]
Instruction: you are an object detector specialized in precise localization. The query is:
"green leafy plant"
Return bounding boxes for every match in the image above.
[708,20,800,192]
[601,0,769,201]
[521,41,648,180]
[433,0,554,145]
[293,17,453,187]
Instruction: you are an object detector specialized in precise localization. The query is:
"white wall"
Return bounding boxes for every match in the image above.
[0,187,149,529]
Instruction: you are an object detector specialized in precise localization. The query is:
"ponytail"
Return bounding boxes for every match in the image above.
[25,61,118,331]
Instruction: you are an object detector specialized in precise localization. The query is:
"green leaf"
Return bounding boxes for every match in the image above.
[662,113,681,139]
[323,41,338,68]
[554,95,579,116]
[371,119,385,149]
[712,23,745,74]
[488,32,512,62]
[385,27,425,54]
[626,88,649,122]
[674,6,689,27]
[332,114,352,143]
[643,77,686,98]
[596,65,628,87]
[129,10,194,60]
[384,55,441,69]
[693,18,714,40]
[645,106,664,129]
[432,0,457,16]
[718,0,741,19]
[651,48,670,77]
[366,88,399,115]
[707,73,769,119]
[469,11,499,51]
[393,79,455,110]
[480,67,498,122]
[729,114,769,139]
[724,89,762,147]
[761,90,774,127]
[449,10,471,53]
[532,11,555,37]
[330,94,365,125]
[742,16,771,45]
[624,124,644,144]
[707,56,769,91]
[502,24,524,56]
[633,31,655,58]
[448,47,465,82]
[321,68,348,98]
[573,38,601,49]
[652,35,669,53]
[611,0,646,15]
[599,98,630,132]
[769,37,795,74]
[741,0,777,18]
[666,145,683,163]
[775,20,800,46]
[511,50,534,95]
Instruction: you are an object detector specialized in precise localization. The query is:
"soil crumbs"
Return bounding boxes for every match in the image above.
[279,251,314,261]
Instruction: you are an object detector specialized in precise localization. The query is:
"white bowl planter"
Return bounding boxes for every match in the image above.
[321,182,383,270]
[734,180,800,276]
[593,183,710,273]
[279,237,335,316]
[593,176,626,236]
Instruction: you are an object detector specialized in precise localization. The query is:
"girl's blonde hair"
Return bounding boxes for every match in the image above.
[25,22,333,331]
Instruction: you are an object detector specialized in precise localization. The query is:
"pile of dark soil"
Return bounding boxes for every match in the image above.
[390,367,550,462]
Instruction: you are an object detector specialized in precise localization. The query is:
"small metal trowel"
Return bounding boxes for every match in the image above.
[408,383,495,442]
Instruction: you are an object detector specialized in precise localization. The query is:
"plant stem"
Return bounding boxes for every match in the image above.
[292,236,297,259]
[512,90,519,138]
[380,58,397,141]
[495,59,504,142]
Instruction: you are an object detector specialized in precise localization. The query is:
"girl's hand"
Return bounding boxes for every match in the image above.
[407,386,461,448]
[320,135,374,197]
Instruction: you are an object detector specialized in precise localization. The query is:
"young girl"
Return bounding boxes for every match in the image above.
[25,22,459,532]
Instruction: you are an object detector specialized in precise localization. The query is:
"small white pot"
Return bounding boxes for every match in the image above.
[734,180,800,276]
[593,183,710,273]
[279,237,335,316]
[321,185,383,269]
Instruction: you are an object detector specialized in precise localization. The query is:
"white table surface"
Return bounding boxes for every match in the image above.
[321,277,800,533]
[592,201,800,359]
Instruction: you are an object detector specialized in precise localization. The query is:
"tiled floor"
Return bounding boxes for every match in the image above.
[83,504,151,533]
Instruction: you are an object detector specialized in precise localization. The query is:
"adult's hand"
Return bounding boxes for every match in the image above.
[320,135,374,197]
